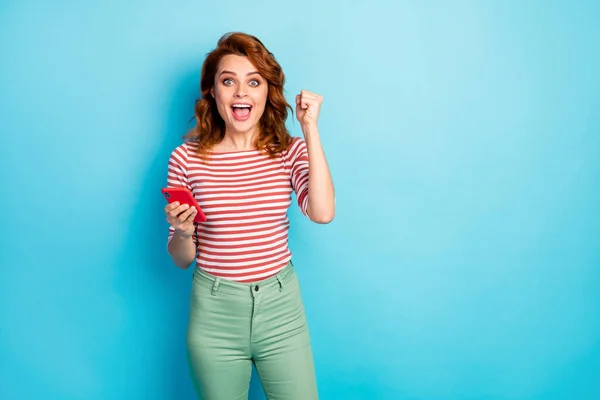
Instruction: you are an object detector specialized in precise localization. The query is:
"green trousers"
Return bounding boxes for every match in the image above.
[186,261,319,400]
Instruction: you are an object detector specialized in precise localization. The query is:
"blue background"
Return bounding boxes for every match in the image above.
[1,1,599,399]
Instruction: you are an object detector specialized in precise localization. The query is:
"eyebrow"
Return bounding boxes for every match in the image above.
[219,70,261,77]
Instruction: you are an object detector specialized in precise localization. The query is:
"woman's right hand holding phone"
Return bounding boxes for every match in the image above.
[165,202,197,237]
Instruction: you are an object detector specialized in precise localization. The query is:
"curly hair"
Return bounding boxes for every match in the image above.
[185,32,294,159]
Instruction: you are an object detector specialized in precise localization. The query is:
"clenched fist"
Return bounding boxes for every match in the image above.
[295,89,323,130]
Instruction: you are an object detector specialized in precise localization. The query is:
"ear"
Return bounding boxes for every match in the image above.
[210,87,214,98]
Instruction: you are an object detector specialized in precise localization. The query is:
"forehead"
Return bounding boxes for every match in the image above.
[217,54,259,75]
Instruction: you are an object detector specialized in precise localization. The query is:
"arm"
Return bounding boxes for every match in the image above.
[167,225,197,269]
[303,125,335,223]
[295,90,335,224]
[165,145,198,268]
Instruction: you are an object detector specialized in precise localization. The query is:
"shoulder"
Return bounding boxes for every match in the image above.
[282,136,307,160]
[289,136,306,148]
[169,141,199,162]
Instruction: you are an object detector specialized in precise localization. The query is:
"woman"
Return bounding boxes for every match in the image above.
[163,32,335,400]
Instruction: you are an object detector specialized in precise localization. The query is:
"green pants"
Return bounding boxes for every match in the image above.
[186,261,319,400]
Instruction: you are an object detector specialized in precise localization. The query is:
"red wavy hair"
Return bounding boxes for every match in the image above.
[185,32,294,159]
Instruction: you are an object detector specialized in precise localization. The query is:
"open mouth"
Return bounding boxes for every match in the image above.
[231,103,252,121]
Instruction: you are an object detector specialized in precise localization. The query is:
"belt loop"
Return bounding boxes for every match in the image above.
[211,278,221,296]
[276,275,284,292]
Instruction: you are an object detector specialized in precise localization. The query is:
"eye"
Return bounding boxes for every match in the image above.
[223,78,234,86]
[248,79,260,87]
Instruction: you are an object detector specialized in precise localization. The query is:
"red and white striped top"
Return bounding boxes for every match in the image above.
[166,136,309,283]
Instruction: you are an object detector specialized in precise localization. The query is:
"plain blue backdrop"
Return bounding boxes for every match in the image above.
[1,1,599,399]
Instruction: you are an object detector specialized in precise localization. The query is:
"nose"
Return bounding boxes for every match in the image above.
[234,85,247,98]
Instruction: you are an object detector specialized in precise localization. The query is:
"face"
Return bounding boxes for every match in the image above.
[211,54,269,136]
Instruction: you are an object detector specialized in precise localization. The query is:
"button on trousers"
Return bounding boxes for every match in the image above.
[186,261,319,400]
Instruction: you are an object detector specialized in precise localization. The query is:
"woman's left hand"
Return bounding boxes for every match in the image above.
[295,90,323,130]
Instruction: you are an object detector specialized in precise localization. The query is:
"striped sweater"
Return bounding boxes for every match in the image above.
[166,136,309,282]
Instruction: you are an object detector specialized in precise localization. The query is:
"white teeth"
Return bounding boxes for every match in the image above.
[232,104,251,108]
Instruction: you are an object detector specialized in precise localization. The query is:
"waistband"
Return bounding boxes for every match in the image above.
[192,260,296,296]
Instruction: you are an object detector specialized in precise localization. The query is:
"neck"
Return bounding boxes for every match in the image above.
[221,128,259,151]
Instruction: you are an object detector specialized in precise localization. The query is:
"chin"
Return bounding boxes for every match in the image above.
[229,120,259,134]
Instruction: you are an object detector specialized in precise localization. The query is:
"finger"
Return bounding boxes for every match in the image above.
[300,94,318,101]
[168,203,188,214]
[300,90,322,101]
[184,208,198,223]
[169,203,189,217]
[302,96,322,107]
[178,206,196,222]
[302,99,317,110]
[177,206,193,220]
[165,202,180,212]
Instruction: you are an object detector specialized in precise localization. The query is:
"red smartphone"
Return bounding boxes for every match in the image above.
[161,187,207,223]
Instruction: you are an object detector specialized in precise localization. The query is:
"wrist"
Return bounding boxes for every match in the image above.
[173,228,194,239]
[301,123,319,136]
